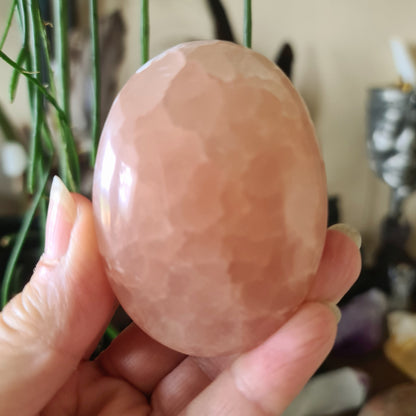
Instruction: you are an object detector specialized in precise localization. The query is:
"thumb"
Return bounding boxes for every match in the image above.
[0,177,116,416]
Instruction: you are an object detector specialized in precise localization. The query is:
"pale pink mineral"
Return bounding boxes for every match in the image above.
[93,40,327,356]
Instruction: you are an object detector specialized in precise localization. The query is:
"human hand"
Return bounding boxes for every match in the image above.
[0,177,361,415]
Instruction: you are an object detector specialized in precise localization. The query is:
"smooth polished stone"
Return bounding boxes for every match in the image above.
[93,40,327,356]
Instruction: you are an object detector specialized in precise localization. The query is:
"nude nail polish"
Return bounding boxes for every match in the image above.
[44,176,77,259]
[329,223,362,249]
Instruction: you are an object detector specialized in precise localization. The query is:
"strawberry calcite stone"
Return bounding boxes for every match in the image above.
[93,40,327,356]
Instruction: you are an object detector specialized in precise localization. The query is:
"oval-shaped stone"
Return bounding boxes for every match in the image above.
[93,40,327,356]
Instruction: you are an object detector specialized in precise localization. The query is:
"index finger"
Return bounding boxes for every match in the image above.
[0,184,116,415]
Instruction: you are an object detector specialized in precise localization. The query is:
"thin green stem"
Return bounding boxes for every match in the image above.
[41,122,55,157]
[243,0,252,48]
[15,1,34,109]
[35,6,56,98]
[9,46,27,102]
[38,195,47,252]
[1,161,51,308]
[1,49,64,116]
[140,0,149,64]
[1,48,80,192]
[0,0,17,51]
[52,0,80,191]
[89,0,101,166]
[15,0,28,46]
[36,160,48,251]
[26,0,43,194]
[0,101,20,142]
[105,324,119,340]
[59,114,80,192]
[36,5,79,191]
[1,0,43,306]
[53,0,71,120]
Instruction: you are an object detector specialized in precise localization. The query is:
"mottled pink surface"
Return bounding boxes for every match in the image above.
[93,40,327,356]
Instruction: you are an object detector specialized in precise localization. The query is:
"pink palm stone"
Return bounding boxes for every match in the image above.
[92,40,327,356]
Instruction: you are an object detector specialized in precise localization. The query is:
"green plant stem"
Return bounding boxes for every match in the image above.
[37,177,48,252]
[41,122,54,157]
[1,0,43,305]
[0,49,80,191]
[15,0,28,46]
[0,101,20,142]
[35,7,56,98]
[53,0,71,120]
[243,0,252,48]
[14,1,35,112]
[52,0,80,191]
[0,0,17,50]
[89,0,101,166]
[1,49,63,116]
[105,323,119,340]
[1,162,51,308]
[35,1,78,190]
[9,46,27,102]
[140,0,149,64]
[59,114,80,192]
[26,0,43,194]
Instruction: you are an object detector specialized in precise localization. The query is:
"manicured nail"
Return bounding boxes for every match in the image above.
[44,176,77,259]
[325,302,342,323]
[329,223,362,249]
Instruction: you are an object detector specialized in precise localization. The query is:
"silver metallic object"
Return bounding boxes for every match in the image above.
[388,263,416,310]
[367,87,416,217]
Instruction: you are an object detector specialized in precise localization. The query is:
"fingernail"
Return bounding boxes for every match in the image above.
[329,223,362,249]
[44,176,77,259]
[325,302,342,323]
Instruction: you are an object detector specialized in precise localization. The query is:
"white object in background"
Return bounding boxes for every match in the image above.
[390,37,416,86]
[1,141,28,178]
[282,367,369,416]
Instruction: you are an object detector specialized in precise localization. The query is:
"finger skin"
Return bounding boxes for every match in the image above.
[151,357,212,415]
[183,302,337,415]
[42,362,150,416]
[99,226,362,414]
[0,194,116,415]
[97,323,186,395]
[307,228,362,303]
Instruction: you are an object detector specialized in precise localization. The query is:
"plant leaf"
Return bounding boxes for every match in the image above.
[1,160,51,308]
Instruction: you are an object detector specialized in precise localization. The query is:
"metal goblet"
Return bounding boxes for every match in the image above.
[367,87,416,219]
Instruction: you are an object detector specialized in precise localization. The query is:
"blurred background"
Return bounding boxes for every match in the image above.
[2,0,416,264]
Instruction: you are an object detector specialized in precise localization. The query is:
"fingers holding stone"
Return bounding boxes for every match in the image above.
[307,224,362,304]
[182,303,338,415]
[0,178,116,415]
